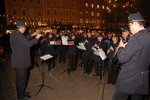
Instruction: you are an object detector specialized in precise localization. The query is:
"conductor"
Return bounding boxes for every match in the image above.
[10,21,41,100]
[113,12,150,100]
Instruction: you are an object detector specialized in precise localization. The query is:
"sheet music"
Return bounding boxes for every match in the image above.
[77,43,86,50]
[93,48,107,60]
[98,48,107,60]
[40,54,53,60]
[62,36,68,45]
[49,41,55,45]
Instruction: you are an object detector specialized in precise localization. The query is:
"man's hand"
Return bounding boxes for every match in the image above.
[35,34,42,39]
[31,32,38,37]
[116,39,127,51]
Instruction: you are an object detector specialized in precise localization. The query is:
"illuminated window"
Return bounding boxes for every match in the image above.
[80,19,83,23]
[91,4,94,8]
[97,5,100,9]
[85,11,88,14]
[102,5,105,9]
[13,9,17,15]
[91,12,94,16]
[97,13,100,17]
[85,3,88,7]
[85,19,89,23]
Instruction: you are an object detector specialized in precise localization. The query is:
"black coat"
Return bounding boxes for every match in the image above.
[10,30,37,68]
[68,39,78,56]
[116,29,150,94]
[44,38,55,56]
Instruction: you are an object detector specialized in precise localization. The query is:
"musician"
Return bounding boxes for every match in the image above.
[10,21,41,100]
[82,32,96,74]
[121,27,130,44]
[113,12,150,100]
[56,31,66,64]
[44,32,55,71]
[92,34,107,77]
[107,34,119,84]
[68,34,78,71]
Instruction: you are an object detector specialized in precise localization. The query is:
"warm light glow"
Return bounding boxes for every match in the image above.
[91,4,94,8]
[85,3,88,7]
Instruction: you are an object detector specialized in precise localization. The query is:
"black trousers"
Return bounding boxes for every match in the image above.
[107,60,119,84]
[47,58,55,71]
[93,61,102,77]
[113,89,145,100]
[15,68,28,98]
[83,54,93,74]
[69,55,77,71]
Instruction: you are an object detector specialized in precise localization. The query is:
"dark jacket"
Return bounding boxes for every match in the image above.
[68,39,78,56]
[116,29,150,94]
[10,30,37,68]
[44,38,55,56]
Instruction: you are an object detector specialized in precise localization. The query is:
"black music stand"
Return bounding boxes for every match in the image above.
[36,54,54,96]
[60,60,71,77]
[93,49,107,100]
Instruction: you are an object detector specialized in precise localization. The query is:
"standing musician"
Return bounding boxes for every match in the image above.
[68,34,78,71]
[107,34,119,84]
[92,33,107,78]
[82,32,96,74]
[10,21,41,100]
[56,32,66,64]
[113,12,150,100]
[44,32,56,71]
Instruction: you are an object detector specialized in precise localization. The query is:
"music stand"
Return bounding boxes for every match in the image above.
[36,54,54,96]
[60,42,75,77]
[93,49,107,100]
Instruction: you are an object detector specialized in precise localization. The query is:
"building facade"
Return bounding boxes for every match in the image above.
[4,0,135,29]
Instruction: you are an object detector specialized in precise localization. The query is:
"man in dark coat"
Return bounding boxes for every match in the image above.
[113,12,150,100]
[10,21,41,100]
[92,34,107,78]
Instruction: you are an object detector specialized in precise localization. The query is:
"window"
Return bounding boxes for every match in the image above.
[65,1,68,6]
[97,12,100,17]
[38,10,41,16]
[91,4,94,8]
[66,11,68,16]
[102,5,105,9]
[54,9,57,15]
[85,3,88,7]
[53,1,57,6]
[80,19,83,23]
[85,11,88,14]
[47,10,50,15]
[22,9,26,16]
[85,19,89,23]
[13,9,17,15]
[91,12,94,16]
[12,0,16,2]
[97,5,100,9]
